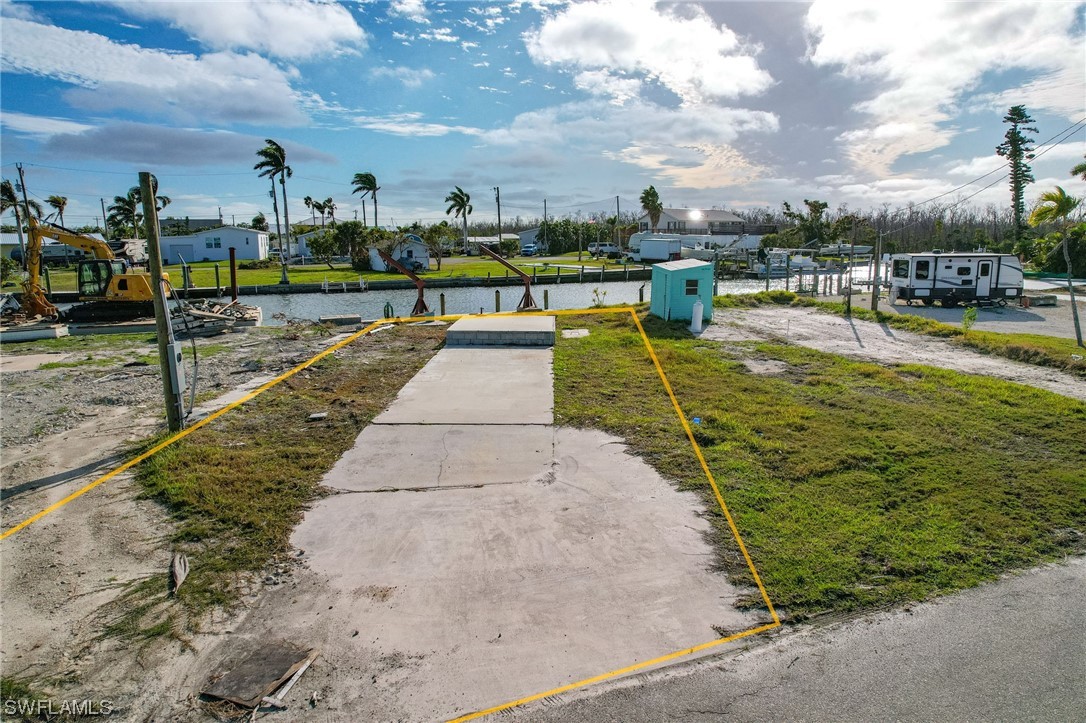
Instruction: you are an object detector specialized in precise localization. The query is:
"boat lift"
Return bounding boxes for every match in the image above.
[377,250,430,316]
[478,244,539,311]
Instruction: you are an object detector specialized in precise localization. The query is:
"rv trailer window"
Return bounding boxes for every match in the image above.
[956,266,971,276]
[892,259,910,278]
[915,260,930,280]
[979,264,990,277]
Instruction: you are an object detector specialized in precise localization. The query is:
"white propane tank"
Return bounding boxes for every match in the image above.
[690,299,704,333]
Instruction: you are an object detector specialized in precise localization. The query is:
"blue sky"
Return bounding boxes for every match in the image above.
[1,0,1084,230]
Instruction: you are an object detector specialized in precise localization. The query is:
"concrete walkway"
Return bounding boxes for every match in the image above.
[282,331,761,720]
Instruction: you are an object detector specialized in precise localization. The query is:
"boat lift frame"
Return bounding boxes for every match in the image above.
[377,249,430,316]
[478,244,538,311]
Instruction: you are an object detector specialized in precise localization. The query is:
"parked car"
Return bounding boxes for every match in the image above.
[521,244,538,256]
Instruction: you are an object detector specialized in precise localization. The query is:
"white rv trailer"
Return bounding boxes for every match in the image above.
[888,252,1023,307]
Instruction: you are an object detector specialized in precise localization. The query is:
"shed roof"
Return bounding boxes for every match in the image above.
[655,259,713,272]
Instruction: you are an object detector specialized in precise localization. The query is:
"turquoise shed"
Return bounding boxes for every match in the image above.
[649,259,713,322]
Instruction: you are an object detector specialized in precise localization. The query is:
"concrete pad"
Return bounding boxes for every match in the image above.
[447,316,555,333]
[447,315,556,347]
[0,353,71,373]
[323,425,555,491]
[374,347,553,425]
[293,428,758,720]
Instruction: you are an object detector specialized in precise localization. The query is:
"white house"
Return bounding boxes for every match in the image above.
[161,226,269,265]
[517,228,542,251]
[369,234,431,272]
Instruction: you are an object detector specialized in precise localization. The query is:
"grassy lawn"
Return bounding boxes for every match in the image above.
[104,325,445,639]
[36,254,632,292]
[554,312,1086,620]
[715,291,1086,377]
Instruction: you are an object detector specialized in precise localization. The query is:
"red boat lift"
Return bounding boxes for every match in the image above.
[377,249,430,316]
[478,244,539,311]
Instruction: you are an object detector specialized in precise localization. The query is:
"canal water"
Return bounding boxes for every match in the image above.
[243,277,807,324]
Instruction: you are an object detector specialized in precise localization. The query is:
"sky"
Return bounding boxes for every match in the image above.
[1,0,1084,231]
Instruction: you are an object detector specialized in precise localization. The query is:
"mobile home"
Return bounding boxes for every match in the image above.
[888,252,1023,307]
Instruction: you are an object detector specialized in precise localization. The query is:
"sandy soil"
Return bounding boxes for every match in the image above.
[705,301,1086,401]
[0,325,345,718]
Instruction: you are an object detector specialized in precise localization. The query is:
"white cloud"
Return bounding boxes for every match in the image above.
[611,143,769,189]
[110,0,366,59]
[352,112,482,137]
[418,26,459,43]
[0,0,41,21]
[524,0,772,105]
[371,66,435,88]
[486,98,778,189]
[807,1,1085,175]
[0,111,94,139]
[947,154,1007,178]
[388,0,430,24]
[573,70,641,105]
[0,17,308,125]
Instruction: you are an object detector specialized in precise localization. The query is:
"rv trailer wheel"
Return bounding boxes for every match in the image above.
[922,298,935,307]
[941,296,959,308]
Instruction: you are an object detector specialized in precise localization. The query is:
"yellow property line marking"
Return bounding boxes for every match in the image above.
[2,305,780,722]
[448,624,779,723]
[0,320,387,541]
[447,308,780,722]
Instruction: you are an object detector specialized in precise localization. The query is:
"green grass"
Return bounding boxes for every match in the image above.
[105,325,445,639]
[3,332,158,354]
[39,255,630,292]
[554,312,1086,620]
[714,291,1086,377]
[38,355,115,370]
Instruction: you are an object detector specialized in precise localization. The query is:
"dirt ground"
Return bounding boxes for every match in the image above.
[0,325,344,717]
[705,297,1086,402]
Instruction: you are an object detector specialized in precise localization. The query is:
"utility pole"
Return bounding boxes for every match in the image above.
[543,199,547,253]
[870,233,883,312]
[494,186,502,254]
[101,198,110,239]
[615,195,620,247]
[140,171,184,432]
[13,163,29,269]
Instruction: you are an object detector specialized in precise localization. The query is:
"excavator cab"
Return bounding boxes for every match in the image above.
[78,259,129,298]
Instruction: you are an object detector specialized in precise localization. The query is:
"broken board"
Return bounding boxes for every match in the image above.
[202,641,316,708]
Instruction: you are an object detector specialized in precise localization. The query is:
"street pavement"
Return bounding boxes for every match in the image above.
[510,556,1086,722]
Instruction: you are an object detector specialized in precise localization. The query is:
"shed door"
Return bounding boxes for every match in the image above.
[977,261,992,296]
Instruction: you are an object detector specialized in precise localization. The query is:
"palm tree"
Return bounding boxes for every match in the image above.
[324,197,337,227]
[46,195,68,226]
[2,178,43,268]
[352,173,380,227]
[1072,156,1086,182]
[107,189,141,239]
[255,139,293,280]
[639,185,663,232]
[1029,186,1083,347]
[350,173,370,226]
[444,186,472,249]
[304,195,315,224]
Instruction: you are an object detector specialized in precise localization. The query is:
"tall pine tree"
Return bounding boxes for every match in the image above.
[995,105,1038,245]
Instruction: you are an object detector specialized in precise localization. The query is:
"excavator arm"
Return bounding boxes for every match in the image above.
[31,218,116,259]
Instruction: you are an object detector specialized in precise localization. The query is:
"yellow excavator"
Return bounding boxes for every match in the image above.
[21,216,156,322]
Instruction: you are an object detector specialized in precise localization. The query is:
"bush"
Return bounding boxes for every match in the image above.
[238,258,280,270]
[0,256,19,286]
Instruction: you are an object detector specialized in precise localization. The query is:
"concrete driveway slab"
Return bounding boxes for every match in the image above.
[293,428,758,720]
[323,424,555,491]
[374,347,554,425]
